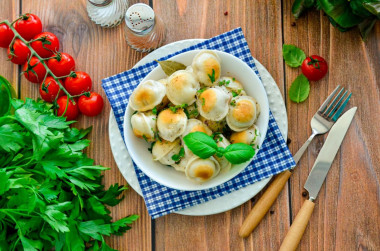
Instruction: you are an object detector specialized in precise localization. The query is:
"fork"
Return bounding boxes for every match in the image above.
[239,85,352,238]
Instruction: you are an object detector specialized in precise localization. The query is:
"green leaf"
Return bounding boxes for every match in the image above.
[41,207,69,233]
[155,60,187,76]
[88,197,109,215]
[289,74,310,103]
[183,132,218,159]
[224,143,256,164]
[20,235,43,251]
[111,215,139,235]
[0,169,10,195]
[363,2,380,18]
[78,220,112,241]
[292,0,316,18]
[282,44,306,67]
[97,184,128,206]
[358,17,378,40]
[171,147,185,162]
[0,124,26,152]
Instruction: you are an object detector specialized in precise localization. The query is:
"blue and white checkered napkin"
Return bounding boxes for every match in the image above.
[102,27,295,219]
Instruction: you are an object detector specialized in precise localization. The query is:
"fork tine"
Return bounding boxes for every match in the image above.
[323,87,345,116]
[318,85,341,113]
[332,92,352,121]
[327,90,348,118]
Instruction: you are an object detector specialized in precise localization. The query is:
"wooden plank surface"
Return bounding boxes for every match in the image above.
[0,0,379,250]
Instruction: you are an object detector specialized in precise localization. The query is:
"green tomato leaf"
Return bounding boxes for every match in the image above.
[289,74,310,103]
[282,44,306,67]
[224,143,256,164]
[183,132,218,159]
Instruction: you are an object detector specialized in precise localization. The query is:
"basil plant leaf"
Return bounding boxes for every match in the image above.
[289,74,310,103]
[282,44,306,67]
[224,143,256,164]
[292,0,316,18]
[183,132,218,159]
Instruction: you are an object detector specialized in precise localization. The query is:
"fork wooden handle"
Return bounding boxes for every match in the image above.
[239,170,292,238]
[279,199,315,251]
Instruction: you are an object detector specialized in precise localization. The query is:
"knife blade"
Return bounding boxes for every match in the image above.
[279,107,357,251]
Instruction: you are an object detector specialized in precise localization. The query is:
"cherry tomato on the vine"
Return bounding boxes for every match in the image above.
[301,55,328,81]
[14,13,42,41]
[78,92,103,117]
[0,23,14,48]
[23,56,46,83]
[47,53,75,77]
[31,32,59,58]
[39,76,64,103]
[64,71,92,95]
[7,39,31,65]
[57,96,79,121]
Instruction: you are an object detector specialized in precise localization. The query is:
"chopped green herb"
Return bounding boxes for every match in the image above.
[152,107,158,115]
[132,111,138,115]
[142,135,149,142]
[189,109,199,117]
[201,98,206,106]
[212,132,223,143]
[169,104,188,113]
[218,79,230,86]
[230,100,236,106]
[232,77,236,81]
[208,69,216,83]
[148,142,156,153]
[151,128,161,142]
[231,89,242,97]
[171,147,185,163]
[197,88,206,94]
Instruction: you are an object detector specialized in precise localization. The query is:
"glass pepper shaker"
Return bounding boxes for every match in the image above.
[87,0,129,28]
[124,3,166,52]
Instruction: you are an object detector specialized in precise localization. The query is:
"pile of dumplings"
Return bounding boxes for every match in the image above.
[129,50,261,184]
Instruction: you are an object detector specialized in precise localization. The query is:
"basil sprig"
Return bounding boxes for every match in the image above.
[282,44,306,67]
[183,132,256,164]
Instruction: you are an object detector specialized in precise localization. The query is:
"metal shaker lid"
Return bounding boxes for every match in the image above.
[125,3,155,33]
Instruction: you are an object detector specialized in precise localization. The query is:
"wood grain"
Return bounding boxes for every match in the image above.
[0,0,379,250]
[283,0,380,250]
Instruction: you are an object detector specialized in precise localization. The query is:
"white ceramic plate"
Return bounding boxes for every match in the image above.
[108,39,288,215]
[123,50,270,191]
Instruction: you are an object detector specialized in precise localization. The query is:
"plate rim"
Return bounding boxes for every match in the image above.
[108,38,288,216]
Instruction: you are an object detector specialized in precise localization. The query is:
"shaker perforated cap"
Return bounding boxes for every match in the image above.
[125,3,155,33]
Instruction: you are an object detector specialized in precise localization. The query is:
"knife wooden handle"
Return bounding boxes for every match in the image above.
[279,199,315,251]
[239,170,292,238]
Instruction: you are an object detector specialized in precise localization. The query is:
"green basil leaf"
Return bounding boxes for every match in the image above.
[224,143,255,164]
[183,132,218,159]
[289,74,310,103]
[318,0,364,28]
[282,44,306,67]
[363,2,380,18]
[155,60,186,76]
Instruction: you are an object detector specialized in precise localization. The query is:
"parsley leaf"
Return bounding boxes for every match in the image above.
[171,147,185,162]
[208,69,216,83]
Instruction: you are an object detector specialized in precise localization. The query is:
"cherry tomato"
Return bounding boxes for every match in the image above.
[7,39,31,65]
[39,76,64,103]
[57,96,79,121]
[14,13,42,41]
[0,23,14,48]
[64,71,92,95]
[78,92,104,117]
[47,53,75,77]
[31,32,59,58]
[23,56,47,83]
[301,55,328,81]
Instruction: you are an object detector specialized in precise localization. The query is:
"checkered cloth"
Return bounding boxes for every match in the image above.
[102,27,295,219]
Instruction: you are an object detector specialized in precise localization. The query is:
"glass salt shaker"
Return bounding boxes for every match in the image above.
[87,0,129,28]
[124,3,166,52]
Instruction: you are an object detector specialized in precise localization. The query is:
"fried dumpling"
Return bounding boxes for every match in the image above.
[157,108,187,142]
[226,96,260,132]
[196,87,230,121]
[230,125,261,149]
[218,76,246,96]
[192,50,221,86]
[131,112,157,142]
[152,139,182,165]
[182,119,212,137]
[199,116,227,133]
[185,156,220,183]
[166,70,200,106]
[129,80,166,111]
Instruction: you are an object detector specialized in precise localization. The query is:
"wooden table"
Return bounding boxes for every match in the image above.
[1,0,379,250]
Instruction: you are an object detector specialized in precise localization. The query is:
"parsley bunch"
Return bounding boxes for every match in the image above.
[0,98,138,250]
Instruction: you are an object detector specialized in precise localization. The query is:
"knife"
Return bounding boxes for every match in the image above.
[278,107,357,251]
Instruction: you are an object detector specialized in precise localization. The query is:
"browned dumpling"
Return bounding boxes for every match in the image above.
[129,80,166,111]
